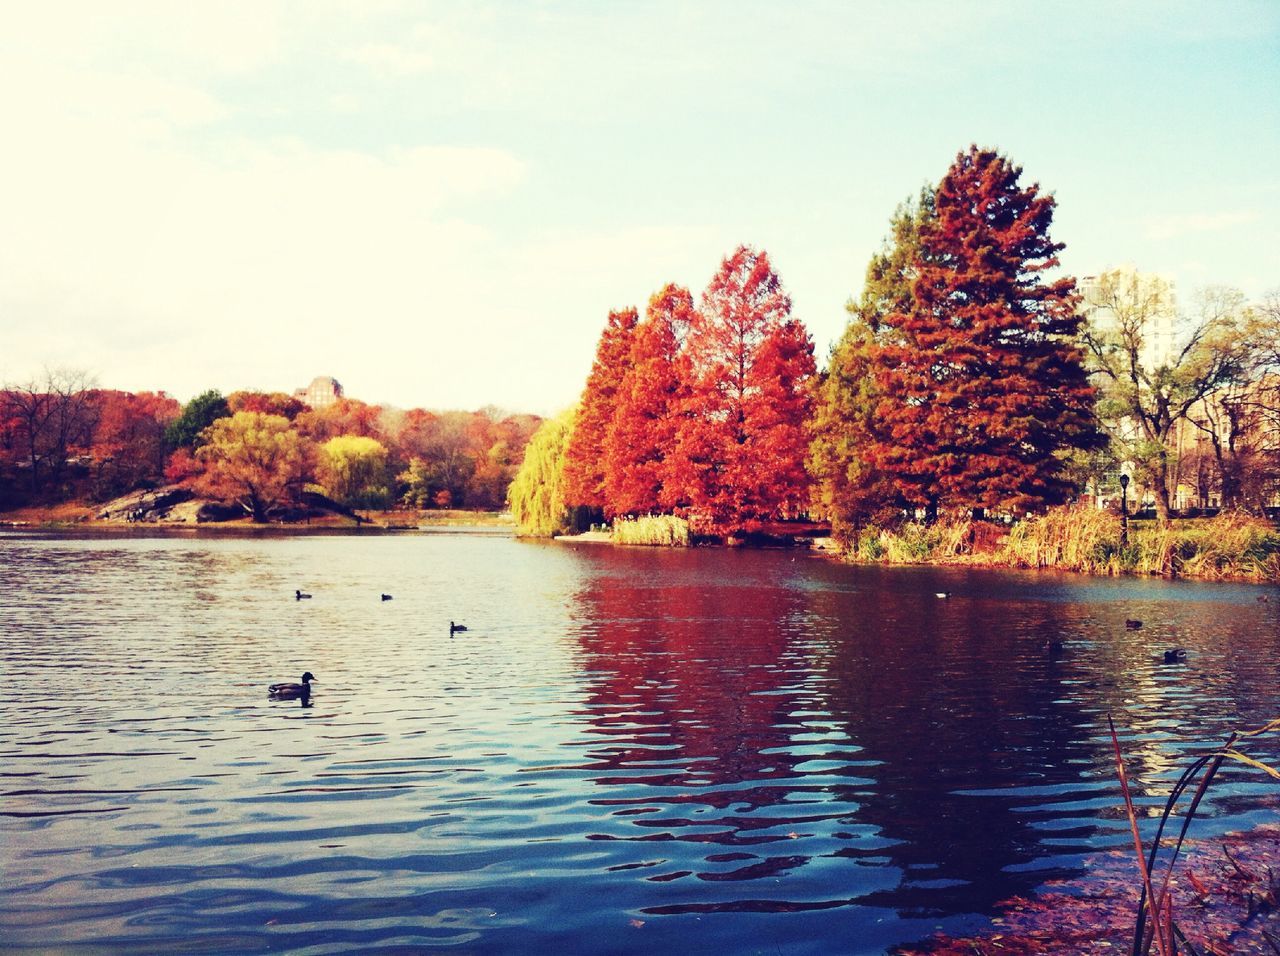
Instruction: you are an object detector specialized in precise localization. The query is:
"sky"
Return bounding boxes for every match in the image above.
[2,1,1278,417]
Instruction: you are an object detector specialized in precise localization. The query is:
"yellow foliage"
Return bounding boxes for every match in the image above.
[195,412,313,521]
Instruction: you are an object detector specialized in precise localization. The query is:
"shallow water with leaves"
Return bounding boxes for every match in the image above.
[1,530,1277,954]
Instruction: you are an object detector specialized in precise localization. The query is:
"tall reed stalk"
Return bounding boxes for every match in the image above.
[1109,715,1280,954]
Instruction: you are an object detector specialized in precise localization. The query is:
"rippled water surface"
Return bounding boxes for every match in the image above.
[2,530,1278,954]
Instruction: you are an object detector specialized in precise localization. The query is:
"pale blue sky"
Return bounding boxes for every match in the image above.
[2,1,1277,415]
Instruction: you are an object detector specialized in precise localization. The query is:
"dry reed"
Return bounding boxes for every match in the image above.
[611,515,691,547]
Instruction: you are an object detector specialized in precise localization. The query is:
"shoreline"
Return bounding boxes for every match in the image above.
[6,507,1278,586]
[0,504,515,535]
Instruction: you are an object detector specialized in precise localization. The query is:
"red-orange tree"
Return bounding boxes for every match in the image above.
[87,390,180,497]
[870,146,1101,515]
[602,284,694,517]
[563,307,638,512]
[666,246,815,533]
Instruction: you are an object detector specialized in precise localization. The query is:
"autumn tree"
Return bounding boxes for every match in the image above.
[809,190,933,540]
[508,409,577,537]
[165,390,229,450]
[1,367,99,499]
[1083,272,1258,518]
[665,246,816,534]
[295,397,382,443]
[227,390,307,420]
[194,411,314,522]
[870,145,1101,518]
[562,307,638,515]
[87,390,180,498]
[317,435,391,508]
[601,284,694,517]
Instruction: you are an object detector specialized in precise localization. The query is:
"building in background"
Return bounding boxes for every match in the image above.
[294,376,343,409]
[1077,265,1178,373]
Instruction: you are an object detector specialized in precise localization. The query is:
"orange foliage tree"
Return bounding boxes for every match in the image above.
[87,390,180,498]
[563,307,638,514]
[227,390,307,420]
[295,397,384,443]
[602,284,694,517]
[664,246,816,534]
[869,145,1101,517]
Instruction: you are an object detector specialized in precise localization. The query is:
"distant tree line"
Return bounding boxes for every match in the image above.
[513,144,1280,541]
[0,376,542,520]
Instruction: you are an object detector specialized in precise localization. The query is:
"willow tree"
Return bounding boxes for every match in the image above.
[869,145,1101,517]
[317,434,391,508]
[508,409,577,537]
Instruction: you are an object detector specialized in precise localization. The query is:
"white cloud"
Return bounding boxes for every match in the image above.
[0,40,529,407]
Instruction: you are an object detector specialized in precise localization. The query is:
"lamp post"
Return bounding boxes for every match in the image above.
[1119,473,1130,548]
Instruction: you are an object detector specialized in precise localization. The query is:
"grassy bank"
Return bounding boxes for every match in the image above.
[847,509,1280,582]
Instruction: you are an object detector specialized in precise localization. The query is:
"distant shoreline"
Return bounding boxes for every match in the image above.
[0,504,515,535]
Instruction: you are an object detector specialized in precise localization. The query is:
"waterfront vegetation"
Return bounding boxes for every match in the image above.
[611,514,691,547]
[506,142,1279,582]
[857,510,1280,582]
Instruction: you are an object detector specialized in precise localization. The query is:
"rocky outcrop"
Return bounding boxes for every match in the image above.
[97,486,239,523]
[97,486,195,522]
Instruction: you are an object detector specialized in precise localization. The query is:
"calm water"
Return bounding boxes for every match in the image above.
[1,530,1278,954]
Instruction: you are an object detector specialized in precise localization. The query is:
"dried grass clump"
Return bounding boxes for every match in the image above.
[1000,506,1124,574]
[876,516,972,564]
[611,515,691,547]
[1134,512,1280,580]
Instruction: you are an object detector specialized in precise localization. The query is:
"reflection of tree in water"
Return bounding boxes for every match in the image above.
[570,551,876,906]
[568,550,1280,927]
[801,571,1111,919]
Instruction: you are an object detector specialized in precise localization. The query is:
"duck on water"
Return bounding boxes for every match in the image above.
[269,672,315,701]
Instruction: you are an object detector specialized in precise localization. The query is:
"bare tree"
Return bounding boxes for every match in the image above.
[1,367,98,499]
[1081,272,1245,522]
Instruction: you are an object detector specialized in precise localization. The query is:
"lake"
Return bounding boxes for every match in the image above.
[1,530,1277,954]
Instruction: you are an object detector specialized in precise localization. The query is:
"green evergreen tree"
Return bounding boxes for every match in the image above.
[165,389,230,450]
[809,190,933,539]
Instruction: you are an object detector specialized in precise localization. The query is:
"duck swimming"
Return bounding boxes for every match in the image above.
[296,590,312,600]
[381,593,393,601]
[1125,619,1143,630]
[269,672,315,699]
[450,621,468,635]
[1163,649,1187,664]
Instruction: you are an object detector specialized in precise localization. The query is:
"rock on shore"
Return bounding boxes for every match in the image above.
[96,486,238,523]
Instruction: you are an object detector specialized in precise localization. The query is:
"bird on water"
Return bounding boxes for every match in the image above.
[381,593,393,601]
[935,592,950,599]
[1125,619,1142,630]
[296,589,312,600]
[450,621,468,635]
[1163,649,1187,664]
[269,672,315,699]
